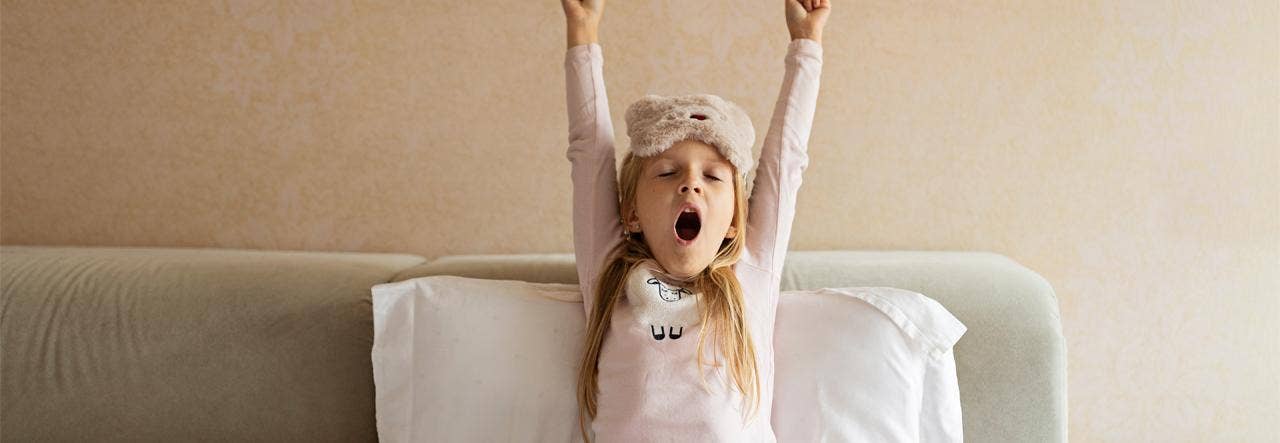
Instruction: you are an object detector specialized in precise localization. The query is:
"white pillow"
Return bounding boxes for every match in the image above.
[370,276,586,443]
[772,287,967,442]
[371,277,966,443]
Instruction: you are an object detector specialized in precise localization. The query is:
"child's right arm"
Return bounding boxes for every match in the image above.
[562,0,619,319]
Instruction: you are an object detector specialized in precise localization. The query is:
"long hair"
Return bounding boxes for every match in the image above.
[576,150,758,443]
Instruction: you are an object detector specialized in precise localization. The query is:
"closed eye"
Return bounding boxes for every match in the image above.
[657,171,722,181]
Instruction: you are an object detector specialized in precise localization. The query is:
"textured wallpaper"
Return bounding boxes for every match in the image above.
[2,0,1276,440]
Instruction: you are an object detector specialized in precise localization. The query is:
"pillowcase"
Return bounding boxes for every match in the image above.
[371,276,586,443]
[371,277,966,443]
[771,287,967,443]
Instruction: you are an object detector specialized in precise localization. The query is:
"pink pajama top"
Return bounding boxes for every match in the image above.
[566,38,823,442]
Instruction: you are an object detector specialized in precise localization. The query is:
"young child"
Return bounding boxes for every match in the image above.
[562,1,830,441]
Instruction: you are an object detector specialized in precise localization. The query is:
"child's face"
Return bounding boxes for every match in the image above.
[626,139,739,281]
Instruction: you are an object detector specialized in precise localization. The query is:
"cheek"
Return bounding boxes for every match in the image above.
[636,196,664,225]
[712,195,737,225]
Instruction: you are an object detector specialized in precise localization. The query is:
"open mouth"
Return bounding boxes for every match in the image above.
[674,209,701,243]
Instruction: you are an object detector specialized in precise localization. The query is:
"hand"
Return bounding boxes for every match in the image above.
[561,0,605,28]
[561,0,605,48]
[785,0,830,44]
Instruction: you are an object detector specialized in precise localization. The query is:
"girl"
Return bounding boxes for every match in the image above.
[562,1,829,441]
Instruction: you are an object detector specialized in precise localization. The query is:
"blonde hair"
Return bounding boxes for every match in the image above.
[576,149,759,443]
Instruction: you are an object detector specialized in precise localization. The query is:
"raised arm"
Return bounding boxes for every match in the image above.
[742,37,824,279]
[562,0,619,318]
[742,1,829,280]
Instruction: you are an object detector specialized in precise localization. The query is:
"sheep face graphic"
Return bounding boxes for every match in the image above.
[639,278,697,340]
[647,277,693,301]
[625,263,703,342]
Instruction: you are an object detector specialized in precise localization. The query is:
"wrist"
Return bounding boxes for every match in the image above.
[567,26,599,48]
[790,32,822,45]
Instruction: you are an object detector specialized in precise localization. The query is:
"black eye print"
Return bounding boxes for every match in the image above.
[690,114,708,120]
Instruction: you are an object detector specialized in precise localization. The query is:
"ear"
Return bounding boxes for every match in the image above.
[621,205,641,232]
[725,225,738,239]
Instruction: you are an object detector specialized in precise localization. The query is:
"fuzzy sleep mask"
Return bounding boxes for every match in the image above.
[623,93,756,179]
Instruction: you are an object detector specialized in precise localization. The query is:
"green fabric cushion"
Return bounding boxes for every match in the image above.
[0,245,425,442]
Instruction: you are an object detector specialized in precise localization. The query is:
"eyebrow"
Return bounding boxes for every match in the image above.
[652,158,732,170]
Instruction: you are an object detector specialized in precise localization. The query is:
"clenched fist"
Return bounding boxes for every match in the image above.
[562,0,606,48]
[561,0,605,28]
[785,0,831,44]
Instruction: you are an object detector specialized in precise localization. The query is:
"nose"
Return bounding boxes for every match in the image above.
[679,182,702,195]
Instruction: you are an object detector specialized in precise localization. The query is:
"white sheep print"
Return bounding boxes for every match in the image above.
[624,259,703,341]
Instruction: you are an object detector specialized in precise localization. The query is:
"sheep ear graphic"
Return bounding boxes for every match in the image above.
[650,325,665,340]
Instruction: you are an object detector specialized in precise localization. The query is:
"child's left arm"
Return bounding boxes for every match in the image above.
[741,0,830,280]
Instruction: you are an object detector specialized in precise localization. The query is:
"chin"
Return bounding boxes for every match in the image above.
[657,254,713,280]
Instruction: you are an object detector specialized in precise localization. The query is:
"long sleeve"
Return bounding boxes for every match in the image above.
[743,38,823,286]
[919,348,965,442]
[565,43,622,318]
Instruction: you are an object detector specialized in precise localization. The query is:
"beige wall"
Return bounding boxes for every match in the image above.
[2,0,1276,440]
